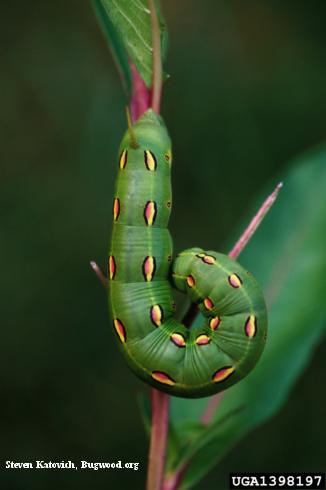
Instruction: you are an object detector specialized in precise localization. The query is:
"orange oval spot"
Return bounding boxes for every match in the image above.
[152,371,175,386]
[144,150,157,171]
[119,149,128,169]
[171,333,186,348]
[204,297,214,310]
[150,305,163,327]
[113,197,120,221]
[144,201,157,226]
[109,255,116,280]
[245,315,257,338]
[228,273,242,288]
[209,316,221,330]
[202,255,216,265]
[195,334,211,345]
[186,275,195,287]
[113,318,126,343]
[142,256,156,282]
[196,253,216,265]
[213,366,235,383]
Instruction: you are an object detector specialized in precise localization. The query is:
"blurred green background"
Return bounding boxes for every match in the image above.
[1,1,325,489]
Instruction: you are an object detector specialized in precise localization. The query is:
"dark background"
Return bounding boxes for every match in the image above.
[1,1,325,488]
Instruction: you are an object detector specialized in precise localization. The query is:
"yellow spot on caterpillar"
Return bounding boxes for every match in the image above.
[113,319,126,343]
[144,150,157,171]
[152,371,175,386]
[171,333,186,347]
[119,149,128,169]
[142,256,156,282]
[113,198,120,221]
[245,315,257,338]
[195,334,211,345]
[196,253,216,265]
[228,273,243,288]
[150,304,163,326]
[203,255,216,265]
[186,275,196,287]
[204,297,214,310]
[109,255,116,280]
[144,201,157,226]
[213,366,235,383]
[209,316,221,330]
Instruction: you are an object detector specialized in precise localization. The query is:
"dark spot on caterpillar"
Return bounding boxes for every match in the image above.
[152,371,175,386]
[144,201,157,226]
[164,150,172,162]
[142,256,156,282]
[144,150,157,171]
[113,318,126,343]
[119,149,128,169]
[166,201,171,208]
[150,304,163,327]
[109,255,116,280]
[228,273,243,288]
[171,301,176,311]
[113,197,120,221]
[244,315,257,338]
[170,333,186,347]
[167,255,172,262]
[212,366,235,383]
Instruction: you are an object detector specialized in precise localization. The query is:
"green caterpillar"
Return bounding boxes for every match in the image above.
[108,109,267,398]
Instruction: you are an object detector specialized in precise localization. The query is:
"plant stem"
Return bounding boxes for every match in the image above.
[145,3,170,490]
[130,63,151,122]
[228,182,283,259]
[146,389,170,490]
[163,461,188,490]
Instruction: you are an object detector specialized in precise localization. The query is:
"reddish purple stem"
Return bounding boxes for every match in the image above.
[130,63,151,122]
[147,389,170,490]
[229,182,283,259]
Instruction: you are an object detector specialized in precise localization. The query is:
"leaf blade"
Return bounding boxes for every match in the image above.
[97,0,168,88]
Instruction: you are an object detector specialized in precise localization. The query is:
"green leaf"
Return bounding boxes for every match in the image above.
[94,0,168,89]
[93,0,132,95]
[169,145,326,489]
